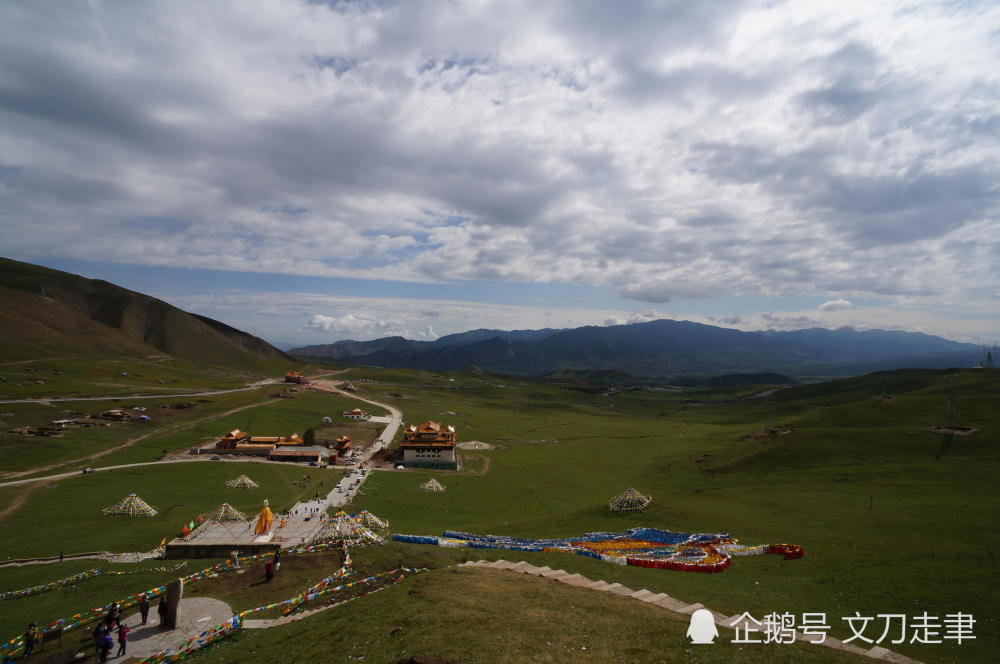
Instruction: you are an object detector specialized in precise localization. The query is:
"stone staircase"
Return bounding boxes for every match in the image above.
[457,559,922,663]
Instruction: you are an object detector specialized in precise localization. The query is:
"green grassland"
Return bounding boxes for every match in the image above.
[0,366,996,662]
[197,562,863,664]
[0,461,341,560]
[0,356,273,400]
[346,367,999,664]
[0,558,209,640]
[0,386,380,477]
[0,389,270,475]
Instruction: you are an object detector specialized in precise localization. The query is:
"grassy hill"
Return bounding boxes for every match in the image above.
[0,257,290,371]
[1,366,996,663]
[346,366,998,664]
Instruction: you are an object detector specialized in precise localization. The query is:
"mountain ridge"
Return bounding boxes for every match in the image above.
[291,318,977,377]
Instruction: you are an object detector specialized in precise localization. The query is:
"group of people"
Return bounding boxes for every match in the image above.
[19,592,168,661]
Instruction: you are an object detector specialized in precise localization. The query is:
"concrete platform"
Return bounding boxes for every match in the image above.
[165,516,327,558]
[120,597,233,660]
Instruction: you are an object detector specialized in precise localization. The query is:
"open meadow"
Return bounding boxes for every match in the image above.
[347,366,1000,664]
[0,366,996,663]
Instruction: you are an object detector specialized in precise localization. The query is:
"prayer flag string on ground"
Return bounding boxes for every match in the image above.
[137,566,428,664]
[0,511,391,658]
[0,538,343,657]
[0,562,189,601]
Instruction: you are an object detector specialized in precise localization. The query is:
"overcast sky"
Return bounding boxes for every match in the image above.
[1,0,997,346]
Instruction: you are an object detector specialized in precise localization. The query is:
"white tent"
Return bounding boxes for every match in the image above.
[103,493,158,517]
[608,487,651,513]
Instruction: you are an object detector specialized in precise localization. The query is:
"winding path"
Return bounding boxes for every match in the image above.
[286,379,402,514]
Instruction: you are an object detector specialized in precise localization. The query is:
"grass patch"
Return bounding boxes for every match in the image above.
[0,462,342,559]
[195,564,862,664]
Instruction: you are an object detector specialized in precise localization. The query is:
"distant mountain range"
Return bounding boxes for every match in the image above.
[0,257,290,368]
[291,319,979,377]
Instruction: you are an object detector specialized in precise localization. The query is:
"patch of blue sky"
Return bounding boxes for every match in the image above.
[20,256,618,309]
[16,257,896,324]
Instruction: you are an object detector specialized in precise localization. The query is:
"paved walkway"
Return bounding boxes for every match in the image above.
[121,597,234,660]
[286,380,402,515]
[459,560,922,664]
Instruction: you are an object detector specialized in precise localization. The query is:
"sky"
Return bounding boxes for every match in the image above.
[1,0,998,348]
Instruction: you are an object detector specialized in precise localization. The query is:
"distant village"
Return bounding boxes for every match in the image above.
[8,405,178,438]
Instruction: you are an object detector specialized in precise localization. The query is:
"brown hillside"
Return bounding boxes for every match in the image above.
[0,257,289,368]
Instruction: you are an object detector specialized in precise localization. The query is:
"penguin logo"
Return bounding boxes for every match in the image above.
[686,609,719,644]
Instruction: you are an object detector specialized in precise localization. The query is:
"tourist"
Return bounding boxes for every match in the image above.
[116,624,130,657]
[22,622,38,657]
[97,628,113,663]
[157,597,168,626]
[92,624,107,656]
[139,593,150,625]
[107,601,121,629]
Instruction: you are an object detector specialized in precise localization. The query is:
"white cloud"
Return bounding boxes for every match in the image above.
[160,289,997,346]
[0,0,997,323]
[416,325,439,340]
[819,299,854,311]
[305,313,406,338]
[602,309,668,326]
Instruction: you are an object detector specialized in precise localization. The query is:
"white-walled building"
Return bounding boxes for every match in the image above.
[400,421,457,470]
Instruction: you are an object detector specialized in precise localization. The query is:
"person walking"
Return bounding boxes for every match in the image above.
[97,629,113,663]
[139,593,150,625]
[116,624,130,658]
[22,623,38,658]
[157,597,168,627]
[92,624,107,657]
